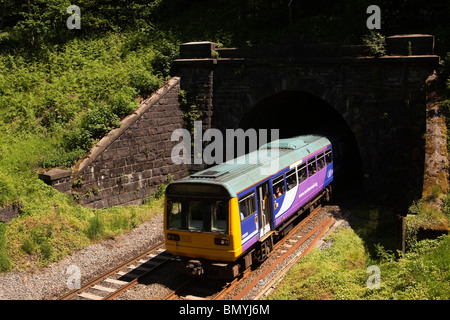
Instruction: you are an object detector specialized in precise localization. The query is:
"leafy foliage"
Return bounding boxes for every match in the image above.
[363,31,386,57]
[0,0,449,284]
[0,5,177,271]
[271,226,450,300]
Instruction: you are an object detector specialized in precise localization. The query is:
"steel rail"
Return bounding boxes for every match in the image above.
[254,216,336,300]
[211,205,324,300]
[232,215,334,300]
[59,241,167,300]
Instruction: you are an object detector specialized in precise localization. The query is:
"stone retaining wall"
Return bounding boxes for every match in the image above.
[40,77,188,209]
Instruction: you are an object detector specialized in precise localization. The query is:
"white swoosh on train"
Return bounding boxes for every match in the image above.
[275,185,298,218]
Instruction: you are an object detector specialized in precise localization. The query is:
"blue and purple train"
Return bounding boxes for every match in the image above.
[164,135,334,278]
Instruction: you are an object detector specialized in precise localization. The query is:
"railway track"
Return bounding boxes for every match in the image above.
[59,204,345,300]
[254,206,351,300]
[59,242,171,300]
[164,205,336,300]
[234,215,334,300]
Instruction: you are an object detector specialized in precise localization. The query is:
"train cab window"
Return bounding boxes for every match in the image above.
[325,149,332,164]
[167,198,228,233]
[307,157,317,177]
[317,153,325,171]
[211,200,228,233]
[239,192,256,221]
[286,168,297,191]
[167,200,182,229]
[297,163,307,184]
[188,201,205,231]
[272,174,285,199]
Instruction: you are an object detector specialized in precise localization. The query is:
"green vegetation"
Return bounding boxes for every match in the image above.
[270,205,450,300]
[0,2,179,272]
[0,33,175,271]
[0,2,449,302]
[362,31,386,57]
[2,197,164,271]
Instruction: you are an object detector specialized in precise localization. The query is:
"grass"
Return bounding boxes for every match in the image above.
[0,124,166,272]
[0,30,175,273]
[269,203,450,300]
[1,197,164,272]
[271,228,369,300]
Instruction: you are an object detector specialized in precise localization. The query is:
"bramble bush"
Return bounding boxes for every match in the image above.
[0,32,175,170]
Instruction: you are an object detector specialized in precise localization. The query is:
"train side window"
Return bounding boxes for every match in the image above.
[272,174,285,199]
[307,157,317,177]
[325,149,332,164]
[239,192,256,221]
[297,163,307,184]
[317,152,325,171]
[286,168,297,191]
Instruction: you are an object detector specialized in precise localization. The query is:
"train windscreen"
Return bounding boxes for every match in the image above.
[167,198,228,233]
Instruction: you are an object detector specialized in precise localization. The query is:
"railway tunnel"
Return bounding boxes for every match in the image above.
[176,39,437,209]
[238,90,363,193]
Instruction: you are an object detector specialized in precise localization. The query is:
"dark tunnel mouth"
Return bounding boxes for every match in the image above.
[238,90,363,188]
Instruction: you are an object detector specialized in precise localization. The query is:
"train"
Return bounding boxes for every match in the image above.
[164,135,334,279]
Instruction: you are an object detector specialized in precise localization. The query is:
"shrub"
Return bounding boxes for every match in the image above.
[85,215,105,240]
[443,193,450,219]
[129,71,161,99]
[21,237,36,254]
[0,224,11,272]
[40,147,86,169]
[109,214,129,233]
[110,87,139,119]
[363,31,386,57]
[0,171,17,207]
[63,103,122,153]
[0,251,11,272]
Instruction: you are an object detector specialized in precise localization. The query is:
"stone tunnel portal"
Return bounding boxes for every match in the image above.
[238,90,363,191]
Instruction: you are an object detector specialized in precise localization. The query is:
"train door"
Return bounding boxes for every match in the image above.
[257,181,272,239]
[238,192,259,250]
[272,173,286,216]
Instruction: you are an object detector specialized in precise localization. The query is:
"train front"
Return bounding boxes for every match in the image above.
[164,181,242,279]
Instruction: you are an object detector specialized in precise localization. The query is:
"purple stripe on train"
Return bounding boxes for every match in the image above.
[238,145,333,250]
[274,164,333,227]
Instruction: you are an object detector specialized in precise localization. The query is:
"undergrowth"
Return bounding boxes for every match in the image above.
[0,30,177,272]
[0,196,164,272]
[0,31,177,208]
[270,204,450,300]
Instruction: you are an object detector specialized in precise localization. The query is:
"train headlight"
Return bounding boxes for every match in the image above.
[214,238,229,246]
[167,233,180,241]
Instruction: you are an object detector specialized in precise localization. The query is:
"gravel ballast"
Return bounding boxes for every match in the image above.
[0,205,350,300]
[0,214,164,300]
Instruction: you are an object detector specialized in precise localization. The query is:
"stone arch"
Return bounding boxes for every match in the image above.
[238,90,363,186]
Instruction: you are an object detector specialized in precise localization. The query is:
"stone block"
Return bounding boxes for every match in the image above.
[386,34,434,56]
[38,168,72,193]
[180,41,217,59]
[38,168,72,184]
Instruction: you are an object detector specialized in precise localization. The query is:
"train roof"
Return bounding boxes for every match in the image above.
[168,135,331,198]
